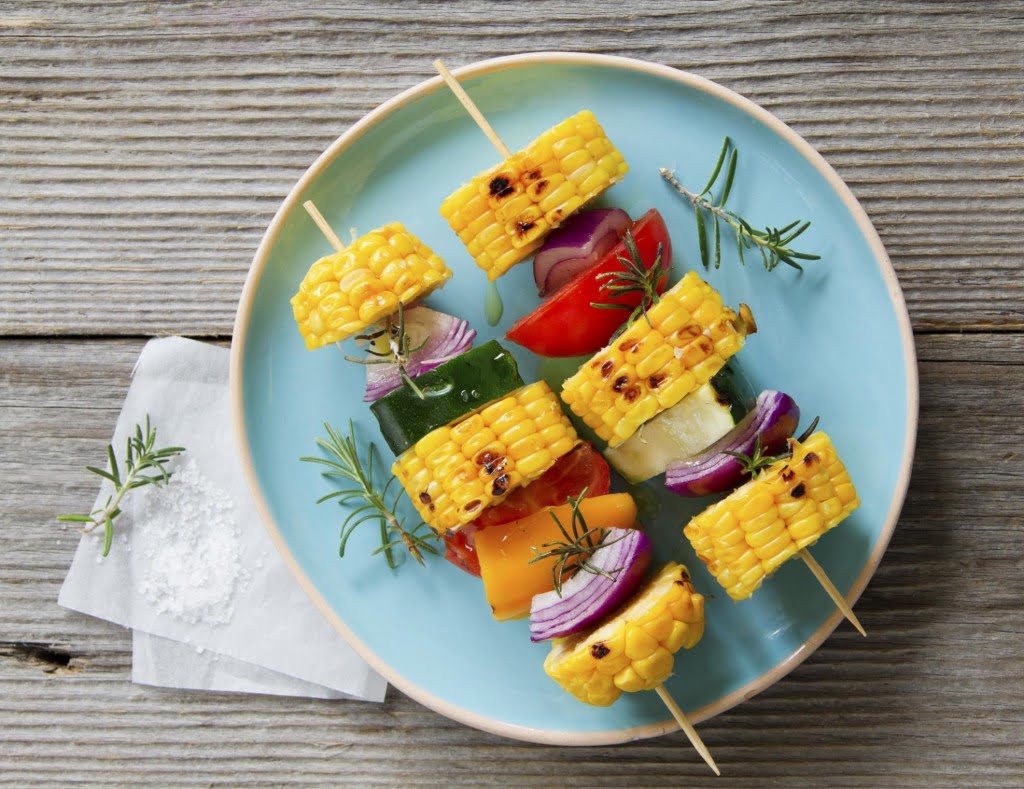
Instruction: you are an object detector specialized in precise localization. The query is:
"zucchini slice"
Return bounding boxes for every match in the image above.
[370,340,523,456]
[605,382,736,484]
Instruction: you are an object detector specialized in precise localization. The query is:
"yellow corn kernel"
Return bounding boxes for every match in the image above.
[392,382,579,533]
[684,432,860,600]
[543,564,704,706]
[561,272,754,446]
[291,222,451,349]
[440,110,629,280]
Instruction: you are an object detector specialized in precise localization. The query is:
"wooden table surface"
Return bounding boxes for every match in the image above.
[3,2,1023,785]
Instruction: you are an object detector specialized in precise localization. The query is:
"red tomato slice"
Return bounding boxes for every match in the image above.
[441,443,611,577]
[443,527,481,577]
[506,209,672,358]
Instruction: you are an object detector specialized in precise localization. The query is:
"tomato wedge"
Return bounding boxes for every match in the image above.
[506,209,672,357]
[441,443,611,577]
[442,529,482,577]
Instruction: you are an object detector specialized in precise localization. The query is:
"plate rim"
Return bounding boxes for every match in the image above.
[229,51,919,745]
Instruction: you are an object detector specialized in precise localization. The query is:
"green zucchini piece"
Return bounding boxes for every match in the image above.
[709,361,755,422]
[370,340,524,456]
[604,382,736,484]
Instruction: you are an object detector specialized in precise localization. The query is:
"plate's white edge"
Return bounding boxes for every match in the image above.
[229,51,919,746]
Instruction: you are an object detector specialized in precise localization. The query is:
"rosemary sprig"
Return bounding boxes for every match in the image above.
[528,489,627,596]
[345,302,428,399]
[660,137,821,272]
[591,229,668,340]
[300,421,437,568]
[723,416,821,476]
[57,415,184,557]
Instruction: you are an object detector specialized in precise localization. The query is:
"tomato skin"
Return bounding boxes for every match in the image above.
[443,527,481,577]
[506,209,672,357]
[441,443,610,577]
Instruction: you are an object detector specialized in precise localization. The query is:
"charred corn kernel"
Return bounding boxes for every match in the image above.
[561,271,754,446]
[392,382,578,533]
[543,563,704,706]
[684,432,860,601]
[291,222,451,350]
[440,110,629,280]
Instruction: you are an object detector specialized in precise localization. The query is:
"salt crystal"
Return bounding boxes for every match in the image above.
[133,459,249,628]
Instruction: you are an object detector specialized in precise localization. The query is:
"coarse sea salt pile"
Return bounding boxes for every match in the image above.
[135,459,250,627]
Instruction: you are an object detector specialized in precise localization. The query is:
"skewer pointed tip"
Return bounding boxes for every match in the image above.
[655,684,720,776]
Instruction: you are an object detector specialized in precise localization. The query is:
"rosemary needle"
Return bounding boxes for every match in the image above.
[58,415,185,557]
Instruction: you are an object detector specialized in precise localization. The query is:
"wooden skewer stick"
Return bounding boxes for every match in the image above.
[303,200,346,253]
[800,549,867,637]
[655,685,720,776]
[433,59,512,159]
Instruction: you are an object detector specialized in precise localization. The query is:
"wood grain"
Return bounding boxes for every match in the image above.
[3,2,1024,785]
[2,334,1022,786]
[2,1,1023,336]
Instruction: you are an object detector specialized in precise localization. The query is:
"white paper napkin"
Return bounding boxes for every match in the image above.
[59,336,386,702]
[132,631,354,699]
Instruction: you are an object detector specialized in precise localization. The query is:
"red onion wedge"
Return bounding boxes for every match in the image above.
[529,528,652,642]
[362,306,475,402]
[533,208,631,296]
[665,390,800,497]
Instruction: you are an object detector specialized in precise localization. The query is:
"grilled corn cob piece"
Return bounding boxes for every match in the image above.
[561,271,754,447]
[544,563,704,707]
[393,381,578,533]
[684,431,859,601]
[440,110,629,281]
[291,222,451,349]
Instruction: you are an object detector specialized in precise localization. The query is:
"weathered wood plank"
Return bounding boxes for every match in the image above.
[2,0,1023,336]
[2,333,1022,786]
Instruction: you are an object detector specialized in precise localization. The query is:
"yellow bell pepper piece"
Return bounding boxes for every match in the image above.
[475,493,638,621]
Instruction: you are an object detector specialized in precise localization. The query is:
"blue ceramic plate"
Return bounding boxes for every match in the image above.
[230,53,917,744]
